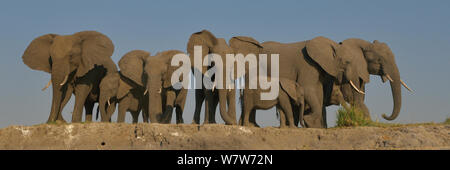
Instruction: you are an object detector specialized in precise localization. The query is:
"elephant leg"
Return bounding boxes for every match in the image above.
[279,95,295,128]
[250,110,259,127]
[303,87,325,128]
[175,106,184,124]
[47,82,69,123]
[72,84,92,123]
[84,99,95,122]
[162,90,177,124]
[117,97,129,123]
[227,89,237,123]
[277,107,286,128]
[209,93,219,124]
[56,85,73,123]
[141,110,149,123]
[218,90,236,125]
[130,111,139,123]
[292,104,300,127]
[192,89,204,124]
[174,89,187,124]
[163,105,174,124]
[203,90,213,124]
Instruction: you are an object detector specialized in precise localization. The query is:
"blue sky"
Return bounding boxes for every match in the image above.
[1,0,449,128]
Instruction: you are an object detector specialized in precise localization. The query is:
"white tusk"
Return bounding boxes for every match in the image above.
[400,79,413,92]
[107,98,111,106]
[349,80,365,94]
[228,84,232,92]
[212,82,216,92]
[59,75,69,86]
[157,88,162,94]
[144,89,148,95]
[42,79,52,91]
[385,74,394,82]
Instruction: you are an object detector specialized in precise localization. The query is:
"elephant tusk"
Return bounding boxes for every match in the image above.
[42,79,52,91]
[59,75,69,86]
[212,82,216,92]
[349,80,365,94]
[157,88,162,94]
[107,98,111,106]
[228,84,232,92]
[400,79,413,92]
[385,74,394,82]
[144,89,148,95]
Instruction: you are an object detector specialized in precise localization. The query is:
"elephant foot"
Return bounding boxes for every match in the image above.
[55,119,67,125]
[250,122,260,128]
[303,115,325,128]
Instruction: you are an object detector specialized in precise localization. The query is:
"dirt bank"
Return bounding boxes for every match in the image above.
[0,123,448,150]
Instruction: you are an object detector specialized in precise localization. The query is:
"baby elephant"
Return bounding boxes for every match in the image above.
[98,72,148,123]
[241,78,305,128]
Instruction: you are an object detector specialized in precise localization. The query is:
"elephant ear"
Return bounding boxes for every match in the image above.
[279,78,298,104]
[187,30,217,74]
[118,50,151,86]
[22,34,58,73]
[229,36,263,55]
[73,31,115,78]
[162,50,185,88]
[306,36,339,77]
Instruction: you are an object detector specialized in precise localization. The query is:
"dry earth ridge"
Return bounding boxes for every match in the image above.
[0,123,449,150]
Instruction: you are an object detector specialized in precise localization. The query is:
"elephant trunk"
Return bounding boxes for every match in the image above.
[382,67,402,121]
[47,80,64,123]
[147,77,163,123]
[218,90,236,125]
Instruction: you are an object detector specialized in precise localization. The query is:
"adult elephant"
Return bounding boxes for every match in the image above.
[146,50,188,123]
[22,31,117,123]
[119,50,188,123]
[338,39,412,121]
[229,36,365,128]
[187,30,238,125]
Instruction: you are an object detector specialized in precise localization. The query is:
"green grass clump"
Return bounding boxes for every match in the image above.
[336,106,372,127]
[444,117,450,125]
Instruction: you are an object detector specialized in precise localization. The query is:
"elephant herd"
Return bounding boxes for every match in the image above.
[22,30,412,128]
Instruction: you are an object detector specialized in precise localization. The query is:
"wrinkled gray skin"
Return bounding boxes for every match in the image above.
[338,39,411,121]
[230,36,363,128]
[144,50,188,124]
[97,72,149,123]
[187,30,238,125]
[22,31,117,123]
[242,78,305,128]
